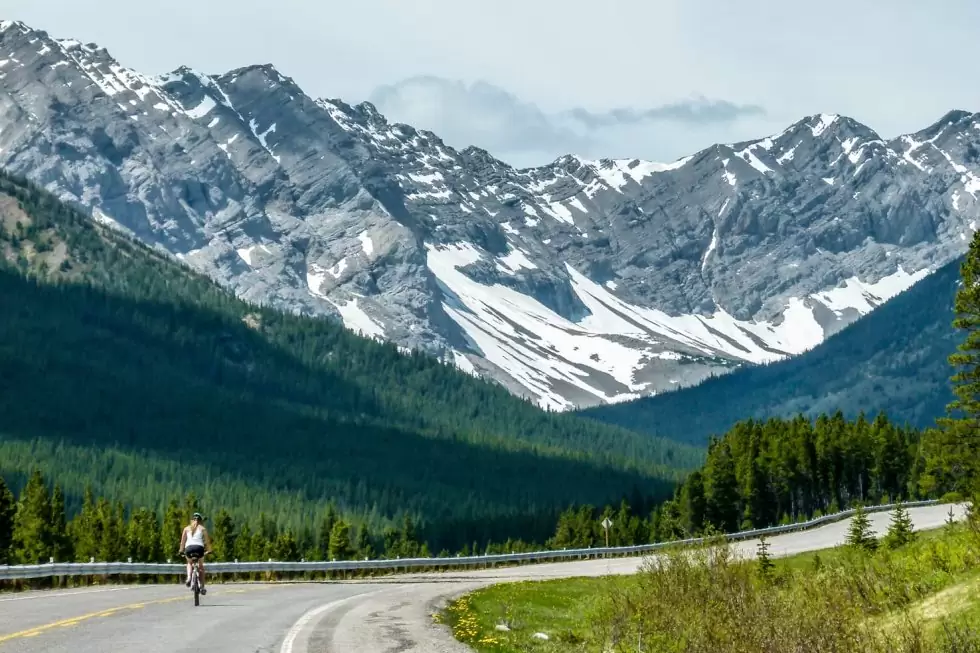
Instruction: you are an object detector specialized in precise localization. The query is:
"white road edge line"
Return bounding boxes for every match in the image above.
[0,586,138,603]
[279,589,383,653]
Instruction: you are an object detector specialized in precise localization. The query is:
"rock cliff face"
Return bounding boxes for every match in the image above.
[2,19,978,409]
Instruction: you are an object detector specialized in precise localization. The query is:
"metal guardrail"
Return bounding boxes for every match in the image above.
[0,500,942,581]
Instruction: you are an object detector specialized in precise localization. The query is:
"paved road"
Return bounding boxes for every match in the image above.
[0,503,965,652]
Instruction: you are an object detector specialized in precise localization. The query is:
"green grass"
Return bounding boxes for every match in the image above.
[442,523,980,653]
[439,577,627,651]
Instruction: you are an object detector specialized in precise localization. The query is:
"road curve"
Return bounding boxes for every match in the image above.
[0,503,964,653]
[317,503,967,652]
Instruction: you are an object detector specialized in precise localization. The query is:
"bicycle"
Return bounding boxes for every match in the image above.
[180,551,209,606]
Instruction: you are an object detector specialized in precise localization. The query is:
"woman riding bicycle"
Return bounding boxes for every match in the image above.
[178,512,212,594]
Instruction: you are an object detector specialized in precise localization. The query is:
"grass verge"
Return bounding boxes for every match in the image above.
[441,521,980,652]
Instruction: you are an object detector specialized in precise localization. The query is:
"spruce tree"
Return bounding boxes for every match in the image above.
[127,507,161,562]
[703,441,740,533]
[317,504,337,561]
[946,506,958,529]
[0,475,14,565]
[234,522,253,561]
[398,514,421,557]
[884,503,915,549]
[96,500,125,562]
[49,485,72,562]
[679,471,706,536]
[846,505,877,552]
[183,493,199,523]
[211,509,236,561]
[383,527,400,558]
[11,469,53,564]
[329,520,353,561]
[354,523,373,559]
[274,529,299,561]
[548,508,576,549]
[936,230,980,492]
[756,535,775,581]
[162,499,183,559]
[71,486,100,562]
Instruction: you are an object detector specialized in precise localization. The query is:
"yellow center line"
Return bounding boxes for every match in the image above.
[0,586,268,645]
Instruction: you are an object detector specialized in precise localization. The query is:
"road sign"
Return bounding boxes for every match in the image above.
[601,517,613,546]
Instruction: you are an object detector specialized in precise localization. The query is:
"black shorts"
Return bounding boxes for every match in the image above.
[185,545,205,559]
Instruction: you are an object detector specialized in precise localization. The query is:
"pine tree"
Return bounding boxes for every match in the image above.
[49,485,72,562]
[317,504,337,561]
[946,506,958,529]
[756,535,775,581]
[743,433,773,529]
[703,441,740,533]
[11,469,53,564]
[935,231,980,493]
[211,509,236,561]
[162,499,183,560]
[382,527,400,558]
[96,500,125,562]
[353,523,373,559]
[274,529,299,561]
[127,507,162,562]
[0,475,14,565]
[234,522,253,561]
[548,508,576,549]
[846,505,877,552]
[71,486,100,562]
[884,503,916,549]
[397,514,421,557]
[329,520,353,561]
[183,493,199,523]
[679,471,706,536]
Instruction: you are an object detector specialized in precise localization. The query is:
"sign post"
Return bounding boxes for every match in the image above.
[601,517,613,547]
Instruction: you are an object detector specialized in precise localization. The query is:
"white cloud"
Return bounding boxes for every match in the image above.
[369,76,782,167]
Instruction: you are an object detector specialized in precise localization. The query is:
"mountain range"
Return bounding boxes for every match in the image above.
[1,19,978,410]
[582,254,963,445]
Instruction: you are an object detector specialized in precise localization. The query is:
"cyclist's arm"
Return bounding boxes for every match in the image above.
[178,527,187,553]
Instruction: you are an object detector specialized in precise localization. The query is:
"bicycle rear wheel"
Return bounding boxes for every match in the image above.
[191,562,200,606]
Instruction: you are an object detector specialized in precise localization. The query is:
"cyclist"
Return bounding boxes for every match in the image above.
[178,512,212,594]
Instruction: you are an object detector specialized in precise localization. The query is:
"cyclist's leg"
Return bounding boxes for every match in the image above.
[198,557,206,589]
[185,557,192,586]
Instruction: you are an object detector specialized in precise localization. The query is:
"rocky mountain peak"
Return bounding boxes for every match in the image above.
[2,19,979,410]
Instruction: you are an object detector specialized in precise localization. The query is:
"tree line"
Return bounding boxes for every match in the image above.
[0,410,955,566]
[0,470,432,565]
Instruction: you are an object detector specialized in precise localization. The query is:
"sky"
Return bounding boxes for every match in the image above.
[4,0,980,167]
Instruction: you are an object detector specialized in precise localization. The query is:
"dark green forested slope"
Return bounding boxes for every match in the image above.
[0,170,700,550]
[582,257,961,446]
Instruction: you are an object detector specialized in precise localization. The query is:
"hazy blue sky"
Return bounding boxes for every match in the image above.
[5,0,980,166]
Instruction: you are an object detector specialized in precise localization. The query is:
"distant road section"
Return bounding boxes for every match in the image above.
[0,503,964,653]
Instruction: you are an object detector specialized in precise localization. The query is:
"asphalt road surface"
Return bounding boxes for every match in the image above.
[0,503,965,653]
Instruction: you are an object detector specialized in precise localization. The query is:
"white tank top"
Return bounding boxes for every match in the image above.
[185,525,205,547]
